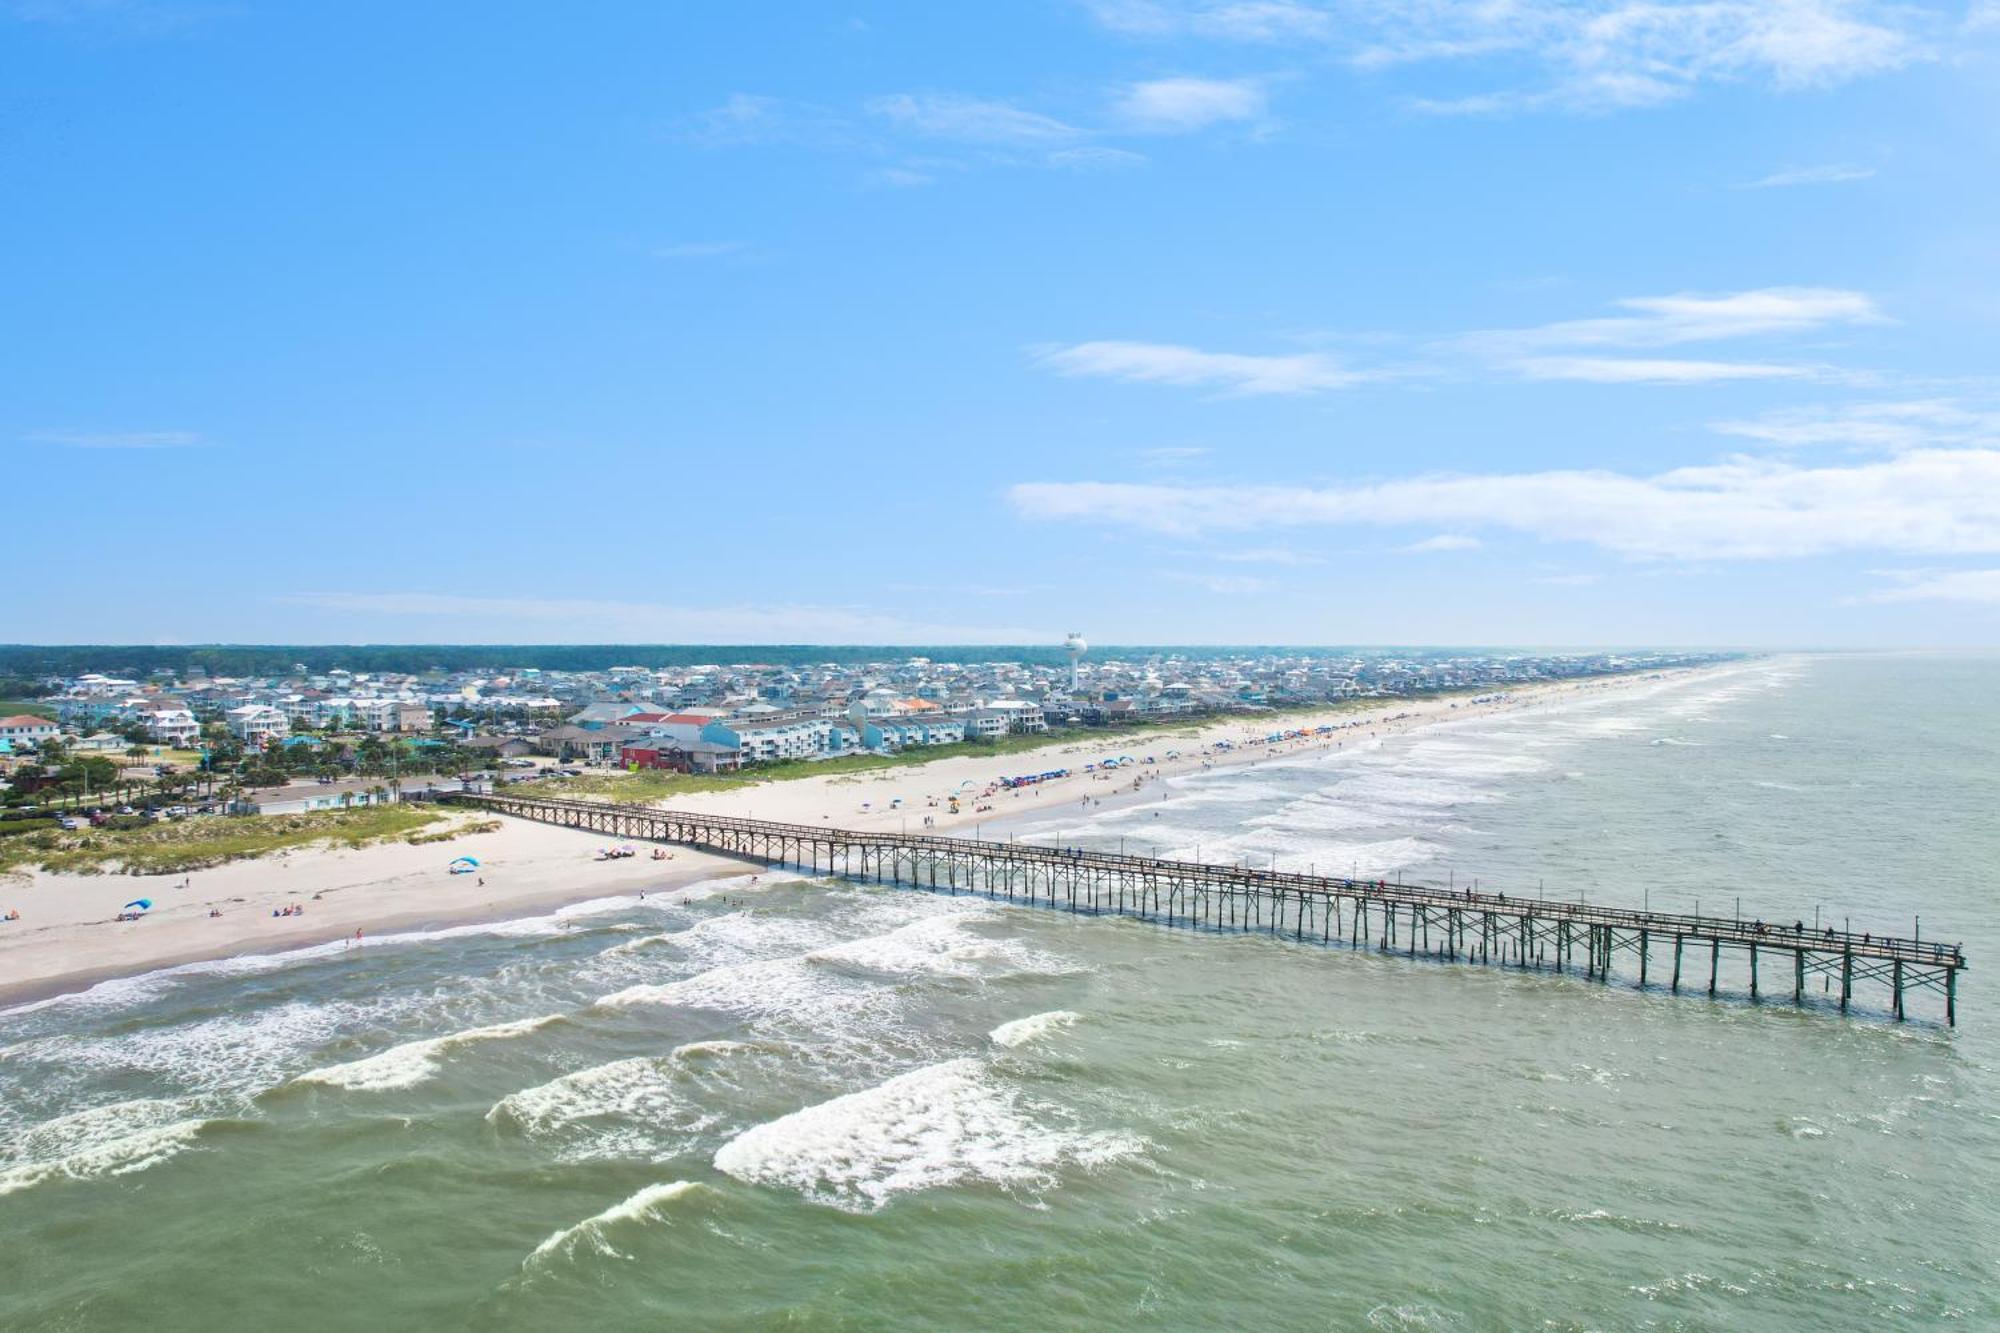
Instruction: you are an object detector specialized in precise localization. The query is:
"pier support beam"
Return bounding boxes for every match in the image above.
[1671,936,1683,993]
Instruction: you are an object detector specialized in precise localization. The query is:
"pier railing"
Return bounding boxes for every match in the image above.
[448,791,1966,1026]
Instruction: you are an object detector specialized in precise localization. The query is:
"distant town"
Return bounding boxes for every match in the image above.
[0,646,1732,818]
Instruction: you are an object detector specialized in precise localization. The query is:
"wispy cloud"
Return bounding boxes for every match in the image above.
[1859,569,2000,603]
[1088,2,1930,114]
[1741,162,1877,188]
[676,93,851,148]
[1139,445,1211,465]
[1032,339,1369,395]
[1713,399,2000,450]
[867,93,1083,145]
[862,165,937,189]
[1513,356,1816,384]
[1047,145,1149,171]
[1113,76,1267,132]
[1086,1,1333,42]
[1461,286,1883,385]
[1402,534,1481,553]
[1008,447,2000,561]
[25,429,205,449]
[1475,287,1883,351]
[278,592,1049,644]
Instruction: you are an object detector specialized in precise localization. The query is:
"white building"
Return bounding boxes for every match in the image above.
[0,714,58,747]
[138,706,200,746]
[225,705,290,745]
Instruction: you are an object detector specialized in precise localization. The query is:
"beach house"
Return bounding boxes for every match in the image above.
[0,714,57,748]
[225,704,290,745]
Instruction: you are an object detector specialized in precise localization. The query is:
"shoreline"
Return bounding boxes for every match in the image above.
[0,662,1743,1009]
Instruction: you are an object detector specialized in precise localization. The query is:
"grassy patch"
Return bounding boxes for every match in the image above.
[404,819,501,845]
[0,701,57,720]
[0,805,461,877]
[506,769,758,805]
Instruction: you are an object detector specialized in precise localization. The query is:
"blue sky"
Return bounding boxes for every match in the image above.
[7,0,2000,647]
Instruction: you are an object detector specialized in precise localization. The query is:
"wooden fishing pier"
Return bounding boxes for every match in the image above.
[450,791,1967,1026]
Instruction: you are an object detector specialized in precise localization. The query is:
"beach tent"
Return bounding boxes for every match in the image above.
[448,857,479,874]
[124,899,153,911]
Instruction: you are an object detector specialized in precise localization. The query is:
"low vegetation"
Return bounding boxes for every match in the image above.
[506,769,758,804]
[0,805,485,877]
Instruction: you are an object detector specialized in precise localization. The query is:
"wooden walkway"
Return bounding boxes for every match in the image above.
[450,791,1967,1026]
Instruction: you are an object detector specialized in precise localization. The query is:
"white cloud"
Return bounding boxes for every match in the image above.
[868,93,1082,144]
[862,165,936,188]
[1033,340,1367,394]
[1402,534,1481,553]
[678,94,849,148]
[1460,286,1882,385]
[1114,76,1267,132]
[1860,569,2000,603]
[25,429,205,449]
[1742,162,1877,188]
[1483,286,1882,351]
[1008,447,2000,561]
[1514,356,1815,384]
[1088,2,1929,113]
[1048,145,1149,170]
[1713,400,2000,450]
[279,593,1049,644]
[1086,1,1333,42]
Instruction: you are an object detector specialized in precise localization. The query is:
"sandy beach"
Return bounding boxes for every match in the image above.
[0,666,1718,1006]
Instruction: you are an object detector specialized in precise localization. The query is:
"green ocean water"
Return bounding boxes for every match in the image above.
[2,654,1993,1330]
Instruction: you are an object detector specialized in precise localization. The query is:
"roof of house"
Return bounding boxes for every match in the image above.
[0,715,55,729]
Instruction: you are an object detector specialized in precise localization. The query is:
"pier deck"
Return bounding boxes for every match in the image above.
[451,791,1967,1026]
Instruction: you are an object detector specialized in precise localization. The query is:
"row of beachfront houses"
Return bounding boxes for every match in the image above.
[534,698,1056,773]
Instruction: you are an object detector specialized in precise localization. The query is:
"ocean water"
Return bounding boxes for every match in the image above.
[2,654,1994,1330]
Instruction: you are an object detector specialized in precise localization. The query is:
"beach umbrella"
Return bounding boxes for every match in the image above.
[124,899,152,910]
[449,856,479,868]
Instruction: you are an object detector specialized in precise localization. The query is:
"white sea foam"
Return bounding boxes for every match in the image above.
[809,911,1049,980]
[293,1014,563,1091]
[989,1010,1081,1048]
[599,953,902,1029]
[525,1180,712,1264]
[4,1095,203,1170]
[711,1057,1141,1211]
[0,1115,209,1197]
[0,877,777,1021]
[10,996,408,1096]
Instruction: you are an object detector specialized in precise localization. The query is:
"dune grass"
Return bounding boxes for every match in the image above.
[0,805,474,877]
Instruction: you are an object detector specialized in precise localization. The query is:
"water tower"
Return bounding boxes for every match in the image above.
[1063,631,1088,692]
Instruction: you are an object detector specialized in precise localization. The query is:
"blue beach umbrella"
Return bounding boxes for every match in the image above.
[124,899,152,911]
[449,856,479,869]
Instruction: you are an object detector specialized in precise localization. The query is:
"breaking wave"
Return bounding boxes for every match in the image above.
[711,1057,1141,1211]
